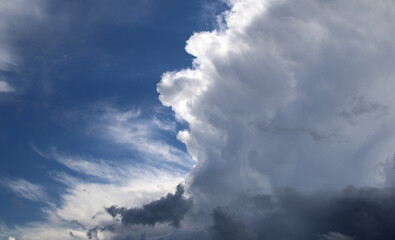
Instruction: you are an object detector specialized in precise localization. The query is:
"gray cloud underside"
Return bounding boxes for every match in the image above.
[105,184,192,228]
[86,186,395,240]
[158,187,395,240]
[85,184,192,239]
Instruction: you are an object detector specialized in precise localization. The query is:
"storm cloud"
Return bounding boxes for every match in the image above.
[155,187,395,240]
[78,0,395,238]
[211,187,395,240]
[155,0,395,238]
[105,184,193,228]
[3,0,395,239]
[158,0,395,207]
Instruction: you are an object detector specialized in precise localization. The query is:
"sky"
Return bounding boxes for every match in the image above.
[1,0,395,239]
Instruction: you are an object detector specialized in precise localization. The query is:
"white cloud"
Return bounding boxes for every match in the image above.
[90,106,194,168]
[0,106,191,239]
[0,81,14,92]
[0,177,47,202]
[158,0,395,207]
[51,153,128,182]
[0,0,43,70]
[153,117,177,132]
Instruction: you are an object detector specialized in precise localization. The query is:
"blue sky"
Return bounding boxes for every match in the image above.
[2,0,395,239]
[0,0,226,228]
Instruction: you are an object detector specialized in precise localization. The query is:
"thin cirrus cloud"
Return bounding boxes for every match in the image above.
[0,81,14,92]
[0,177,46,202]
[88,106,194,168]
[1,107,190,239]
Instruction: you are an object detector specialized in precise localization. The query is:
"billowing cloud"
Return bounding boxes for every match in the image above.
[3,0,395,239]
[158,0,395,208]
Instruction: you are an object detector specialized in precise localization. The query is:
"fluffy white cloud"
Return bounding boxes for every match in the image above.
[158,0,395,207]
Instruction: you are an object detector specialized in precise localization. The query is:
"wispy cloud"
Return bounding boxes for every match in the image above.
[0,81,14,92]
[51,153,127,182]
[0,177,46,202]
[6,105,192,239]
[88,106,194,168]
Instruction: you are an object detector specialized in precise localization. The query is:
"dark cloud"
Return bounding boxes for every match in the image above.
[211,207,255,240]
[112,232,147,240]
[338,96,389,123]
[106,184,193,228]
[257,124,331,142]
[87,224,116,240]
[114,186,395,240]
[207,187,395,240]
[318,232,354,240]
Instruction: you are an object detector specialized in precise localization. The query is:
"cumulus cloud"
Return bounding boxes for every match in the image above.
[158,0,395,208]
[4,0,395,239]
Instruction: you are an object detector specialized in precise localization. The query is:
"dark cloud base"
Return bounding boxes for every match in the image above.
[106,184,193,228]
[87,184,193,239]
[86,186,395,240]
[208,186,395,240]
[88,185,395,240]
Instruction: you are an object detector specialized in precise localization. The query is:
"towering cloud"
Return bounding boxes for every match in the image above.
[158,0,395,208]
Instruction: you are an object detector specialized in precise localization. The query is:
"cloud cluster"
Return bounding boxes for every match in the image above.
[158,0,395,208]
